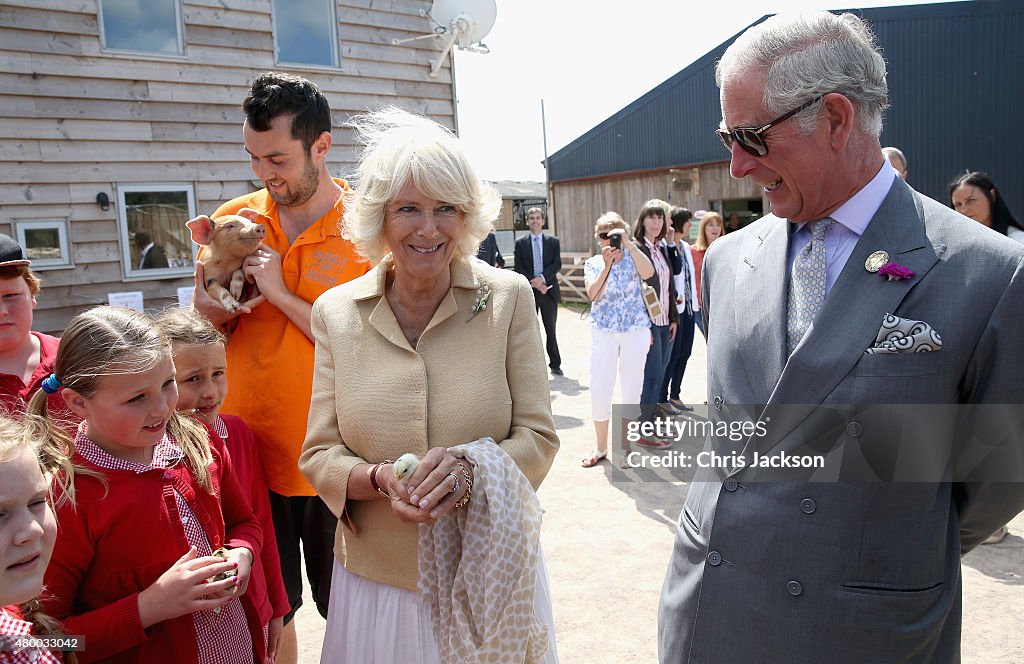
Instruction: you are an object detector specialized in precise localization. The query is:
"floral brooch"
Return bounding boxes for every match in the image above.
[466,283,491,322]
[877,262,915,281]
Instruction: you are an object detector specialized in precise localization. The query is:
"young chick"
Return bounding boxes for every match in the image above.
[209,547,238,583]
[393,453,420,481]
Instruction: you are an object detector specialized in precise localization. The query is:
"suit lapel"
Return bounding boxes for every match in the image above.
[749,180,942,458]
[732,217,789,403]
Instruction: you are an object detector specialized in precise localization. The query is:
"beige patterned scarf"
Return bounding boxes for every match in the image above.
[418,438,549,664]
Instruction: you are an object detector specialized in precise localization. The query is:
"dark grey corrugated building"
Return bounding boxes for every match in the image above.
[547,0,1024,253]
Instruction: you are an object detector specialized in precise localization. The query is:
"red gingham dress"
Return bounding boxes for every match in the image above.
[0,606,62,663]
[74,428,253,664]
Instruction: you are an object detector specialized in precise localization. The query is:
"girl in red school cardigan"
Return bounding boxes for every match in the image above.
[26,306,264,664]
[0,415,66,664]
[156,307,289,663]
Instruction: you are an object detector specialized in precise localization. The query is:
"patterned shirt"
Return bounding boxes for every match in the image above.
[584,251,652,333]
[74,425,253,664]
[0,607,62,663]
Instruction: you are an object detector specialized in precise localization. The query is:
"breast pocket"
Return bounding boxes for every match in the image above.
[850,351,942,377]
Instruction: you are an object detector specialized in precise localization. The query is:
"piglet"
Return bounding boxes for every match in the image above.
[186,210,266,313]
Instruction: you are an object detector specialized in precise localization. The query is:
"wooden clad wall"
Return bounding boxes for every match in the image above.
[552,162,765,254]
[0,0,453,333]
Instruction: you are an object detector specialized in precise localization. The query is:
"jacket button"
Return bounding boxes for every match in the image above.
[202,514,211,524]
[212,537,221,548]
[707,551,722,566]
[713,395,724,411]
[163,471,173,479]
[724,480,738,492]
[846,421,863,437]
[800,498,816,514]
[787,580,803,596]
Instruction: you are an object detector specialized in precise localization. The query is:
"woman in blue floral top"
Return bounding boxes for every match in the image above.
[581,212,655,469]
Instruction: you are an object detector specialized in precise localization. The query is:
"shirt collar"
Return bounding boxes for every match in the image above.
[794,161,896,237]
[75,421,184,473]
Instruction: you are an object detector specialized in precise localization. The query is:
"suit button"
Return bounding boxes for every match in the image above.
[707,551,722,566]
[202,514,211,524]
[724,480,738,492]
[800,498,816,514]
[846,421,863,437]
[713,395,724,411]
[787,580,803,596]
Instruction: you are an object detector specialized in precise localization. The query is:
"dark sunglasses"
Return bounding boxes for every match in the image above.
[597,232,612,239]
[715,94,825,157]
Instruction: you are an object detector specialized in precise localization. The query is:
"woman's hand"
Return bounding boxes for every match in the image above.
[137,547,239,628]
[600,244,623,266]
[267,616,284,661]
[221,547,253,596]
[388,447,472,523]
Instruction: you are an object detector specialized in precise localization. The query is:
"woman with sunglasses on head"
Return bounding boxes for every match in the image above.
[632,200,682,443]
[581,212,655,469]
[949,171,1024,244]
[690,211,724,336]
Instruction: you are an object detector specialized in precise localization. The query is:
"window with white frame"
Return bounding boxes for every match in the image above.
[272,0,338,67]
[98,0,183,56]
[116,184,197,279]
[14,220,72,270]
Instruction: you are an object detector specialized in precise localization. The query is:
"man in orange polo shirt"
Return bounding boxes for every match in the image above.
[192,72,369,664]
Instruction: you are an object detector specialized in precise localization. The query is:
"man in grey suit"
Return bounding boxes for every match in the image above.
[658,11,1024,663]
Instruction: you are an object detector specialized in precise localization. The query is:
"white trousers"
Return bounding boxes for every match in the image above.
[590,326,650,421]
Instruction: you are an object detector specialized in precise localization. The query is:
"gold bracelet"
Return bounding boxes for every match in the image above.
[369,460,393,499]
[453,460,473,509]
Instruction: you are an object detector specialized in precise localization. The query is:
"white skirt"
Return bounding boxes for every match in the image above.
[321,547,560,664]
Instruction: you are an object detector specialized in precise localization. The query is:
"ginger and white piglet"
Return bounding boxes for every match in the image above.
[186,211,266,313]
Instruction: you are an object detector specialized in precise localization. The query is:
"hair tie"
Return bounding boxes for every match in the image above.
[41,373,62,394]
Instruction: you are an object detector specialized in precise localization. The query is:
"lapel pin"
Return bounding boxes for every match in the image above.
[864,250,889,273]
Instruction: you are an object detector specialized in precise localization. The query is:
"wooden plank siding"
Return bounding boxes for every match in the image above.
[0,0,456,333]
[552,163,766,253]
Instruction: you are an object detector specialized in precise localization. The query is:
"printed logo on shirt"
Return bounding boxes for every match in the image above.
[306,250,349,287]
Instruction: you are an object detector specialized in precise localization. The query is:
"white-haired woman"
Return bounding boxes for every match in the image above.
[299,107,560,663]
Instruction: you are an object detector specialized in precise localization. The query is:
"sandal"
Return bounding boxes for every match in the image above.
[636,436,672,449]
[582,450,607,468]
[620,454,635,469]
[982,525,1008,545]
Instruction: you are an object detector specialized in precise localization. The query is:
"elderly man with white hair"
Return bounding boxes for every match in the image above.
[658,10,1024,664]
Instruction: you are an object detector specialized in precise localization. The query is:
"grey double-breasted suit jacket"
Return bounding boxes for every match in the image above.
[658,176,1024,663]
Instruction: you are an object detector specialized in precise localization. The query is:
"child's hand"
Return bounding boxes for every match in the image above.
[267,616,284,661]
[221,546,253,596]
[137,547,239,628]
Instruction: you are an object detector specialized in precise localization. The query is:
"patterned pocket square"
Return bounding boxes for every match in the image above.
[865,313,942,354]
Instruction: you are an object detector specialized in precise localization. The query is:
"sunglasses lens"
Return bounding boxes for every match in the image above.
[736,129,768,157]
[716,129,734,151]
[598,232,610,239]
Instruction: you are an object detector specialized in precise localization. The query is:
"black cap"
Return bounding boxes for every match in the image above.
[0,234,30,268]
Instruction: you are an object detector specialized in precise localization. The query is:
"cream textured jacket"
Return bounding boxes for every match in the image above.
[299,255,559,592]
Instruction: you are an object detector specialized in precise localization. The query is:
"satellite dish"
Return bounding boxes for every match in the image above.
[391,0,497,77]
[430,0,497,49]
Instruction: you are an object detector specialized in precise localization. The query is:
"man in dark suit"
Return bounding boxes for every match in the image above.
[134,231,168,269]
[475,231,505,267]
[514,207,562,375]
[658,11,1024,663]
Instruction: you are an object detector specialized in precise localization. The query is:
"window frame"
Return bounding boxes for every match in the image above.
[270,0,340,69]
[13,219,73,270]
[97,0,185,57]
[116,183,198,281]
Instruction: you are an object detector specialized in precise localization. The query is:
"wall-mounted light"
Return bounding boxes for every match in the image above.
[96,192,110,211]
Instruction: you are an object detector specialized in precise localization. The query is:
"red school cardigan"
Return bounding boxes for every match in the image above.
[42,427,264,664]
[218,414,290,624]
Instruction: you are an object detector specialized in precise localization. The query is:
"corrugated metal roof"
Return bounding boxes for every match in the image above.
[548,0,1024,216]
[487,180,546,199]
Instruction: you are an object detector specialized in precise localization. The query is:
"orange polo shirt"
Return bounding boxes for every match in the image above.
[208,179,370,496]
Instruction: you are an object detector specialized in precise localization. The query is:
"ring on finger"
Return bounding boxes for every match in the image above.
[446,472,460,493]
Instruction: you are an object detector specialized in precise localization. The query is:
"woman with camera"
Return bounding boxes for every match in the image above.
[581,212,655,469]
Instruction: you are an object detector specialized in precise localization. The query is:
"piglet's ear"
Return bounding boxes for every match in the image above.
[186,216,215,245]
[236,208,262,223]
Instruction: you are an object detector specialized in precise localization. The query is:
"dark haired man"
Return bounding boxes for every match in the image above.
[192,71,368,664]
[514,207,562,375]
